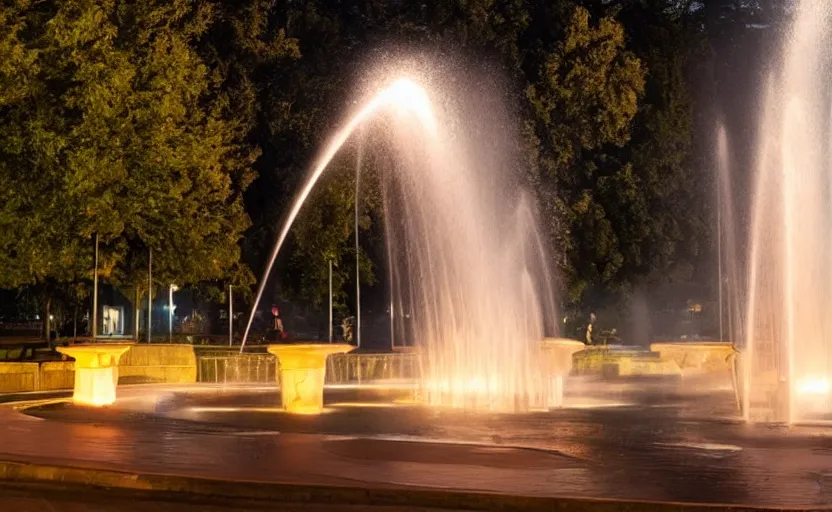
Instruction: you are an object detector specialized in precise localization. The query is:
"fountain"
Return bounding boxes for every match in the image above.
[741,0,832,423]
[7,23,832,510]
[241,73,557,412]
[56,344,133,406]
[538,338,586,408]
[267,344,354,414]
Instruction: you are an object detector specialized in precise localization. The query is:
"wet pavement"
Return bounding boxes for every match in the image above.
[4,378,832,508]
[0,482,452,511]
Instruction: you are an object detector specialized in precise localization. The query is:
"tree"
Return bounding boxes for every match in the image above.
[525,6,646,303]
[612,0,708,286]
[0,0,268,335]
[0,0,97,332]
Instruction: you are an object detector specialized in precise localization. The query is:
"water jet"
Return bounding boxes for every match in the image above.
[242,73,557,411]
[741,0,832,424]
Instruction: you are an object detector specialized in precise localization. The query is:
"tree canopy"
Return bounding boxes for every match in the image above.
[0,0,753,336]
[0,0,281,309]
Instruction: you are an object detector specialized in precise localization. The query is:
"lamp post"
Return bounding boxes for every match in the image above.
[228,284,233,347]
[92,233,99,338]
[147,248,152,343]
[328,260,333,343]
[169,284,178,342]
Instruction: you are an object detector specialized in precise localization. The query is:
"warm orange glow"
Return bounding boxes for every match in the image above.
[418,339,586,411]
[267,344,354,414]
[56,344,133,406]
[539,338,585,376]
[797,377,830,395]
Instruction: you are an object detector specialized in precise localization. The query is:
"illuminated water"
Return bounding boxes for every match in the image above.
[744,0,832,423]
[241,76,557,411]
[716,125,743,346]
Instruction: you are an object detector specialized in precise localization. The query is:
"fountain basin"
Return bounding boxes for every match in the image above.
[268,344,354,414]
[650,342,735,375]
[56,344,133,406]
[9,380,832,508]
[573,346,681,378]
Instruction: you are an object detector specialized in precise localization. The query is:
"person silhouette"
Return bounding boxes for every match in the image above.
[586,312,596,345]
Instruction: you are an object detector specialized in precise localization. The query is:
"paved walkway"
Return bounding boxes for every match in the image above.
[1,384,832,508]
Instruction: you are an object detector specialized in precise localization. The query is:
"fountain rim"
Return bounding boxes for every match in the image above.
[56,343,135,355]
[266,343,356,356]
[540,338,586,348]
[650,341,736,349]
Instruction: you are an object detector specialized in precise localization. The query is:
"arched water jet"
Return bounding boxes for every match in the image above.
[242,72,558,411]
[240,78,436,352]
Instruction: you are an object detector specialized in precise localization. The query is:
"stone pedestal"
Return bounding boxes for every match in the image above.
[267,344,354,414]
[56,344,133,406]
[539,338,585,409]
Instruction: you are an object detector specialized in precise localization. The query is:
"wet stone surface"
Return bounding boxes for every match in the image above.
[7,377,832,507]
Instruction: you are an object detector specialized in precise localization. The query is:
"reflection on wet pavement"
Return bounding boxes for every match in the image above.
[5,378,832,507]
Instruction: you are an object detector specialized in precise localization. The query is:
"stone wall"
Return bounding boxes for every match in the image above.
[572,347,682,378]
[117,344,197,384]
[39,361,75,390]
[0,362,39,392]
[649,342,735,375]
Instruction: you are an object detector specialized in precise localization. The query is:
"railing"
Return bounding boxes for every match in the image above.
[196,352,421,385]
[326,353,421,384]
[197,354,276,384]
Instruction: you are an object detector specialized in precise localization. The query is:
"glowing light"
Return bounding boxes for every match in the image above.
[424,377,504,396]
[382,78,436,133]
[797,378,830,395]
[267,344,354,414]
[56,344,133,406]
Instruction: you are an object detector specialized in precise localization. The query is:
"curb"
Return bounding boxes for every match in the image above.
[0,460,785,511]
